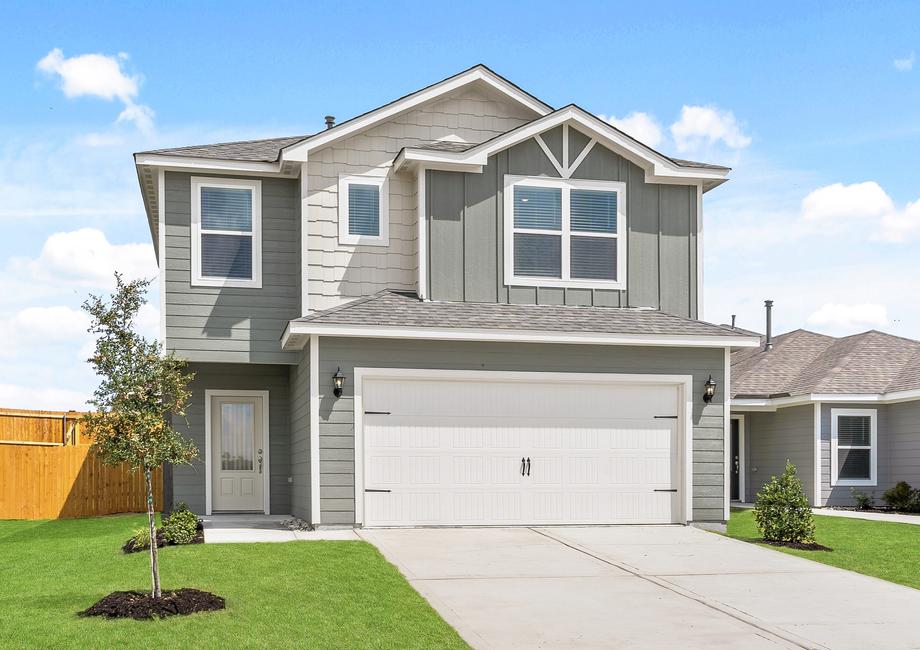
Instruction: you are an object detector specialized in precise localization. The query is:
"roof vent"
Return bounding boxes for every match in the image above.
[731,314,737,329]
[764,300,774,351]
[324,115,336,130]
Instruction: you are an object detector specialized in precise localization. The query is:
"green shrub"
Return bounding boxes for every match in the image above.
[850,487,874,510]
[163,502,200,545]
[131,526,151,549]
[883,481,914,511]
[753,461,816,543]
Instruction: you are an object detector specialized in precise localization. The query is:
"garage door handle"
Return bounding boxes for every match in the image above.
[520,457,526,476]
[653,489,678,492]
[364,411,391,415]
[365,489,391,493]
[526,457,531,476]
[654,415,678,419]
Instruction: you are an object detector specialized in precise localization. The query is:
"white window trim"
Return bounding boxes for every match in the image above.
[190,176,262,288]
[830,408,877,487]
[503,175,627,290]
[338,174,389,246]
[204,389,271,516]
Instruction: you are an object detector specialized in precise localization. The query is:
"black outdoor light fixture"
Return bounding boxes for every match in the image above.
[332,367,346,398]
[703,375,717,403]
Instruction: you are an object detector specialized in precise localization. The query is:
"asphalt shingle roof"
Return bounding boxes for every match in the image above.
[139,135,310,162]
[292,290,753,339]
[731,329,920,397]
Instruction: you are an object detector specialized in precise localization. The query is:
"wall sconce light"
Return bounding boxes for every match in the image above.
[332,367,346,398]
[703,375,717,403]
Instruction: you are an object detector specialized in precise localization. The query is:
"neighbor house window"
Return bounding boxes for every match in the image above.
[503,176,625,289]
[338,175,389,246]
[831,408,877,486]
[191,177,262,288]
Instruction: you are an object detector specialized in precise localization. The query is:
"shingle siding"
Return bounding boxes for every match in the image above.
[316,338,726,525]
[163,171,300,363]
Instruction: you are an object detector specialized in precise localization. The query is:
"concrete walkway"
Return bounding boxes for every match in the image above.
[736,502,920,526]
[360,525,920,650]
[201,515,358,543]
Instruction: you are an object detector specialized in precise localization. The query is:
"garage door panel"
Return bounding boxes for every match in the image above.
[362,376,683,527]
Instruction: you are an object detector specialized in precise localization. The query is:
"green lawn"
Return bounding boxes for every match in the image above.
[0,515,467,649]
[727,508,920,590]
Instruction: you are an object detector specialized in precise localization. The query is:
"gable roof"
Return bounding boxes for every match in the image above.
[281,290,760,350]
[731,329,920,399]
[140,135,309,163]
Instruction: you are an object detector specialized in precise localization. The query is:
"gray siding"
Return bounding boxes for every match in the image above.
[820,402,894,506]
[744,406,815,504]
[172,363,291,515]
[426,130,699,318]
[317,338,726,525]
[889,400,920,490]
[288,346,311,521]
[163,171,300,364]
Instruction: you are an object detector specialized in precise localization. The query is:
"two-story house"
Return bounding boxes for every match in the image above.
[134,65,758,529]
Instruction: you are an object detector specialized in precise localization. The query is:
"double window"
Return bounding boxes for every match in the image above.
[191,177,262,288]
[830,408,877,486]
[338,175,389,246]
[503,176,625,289]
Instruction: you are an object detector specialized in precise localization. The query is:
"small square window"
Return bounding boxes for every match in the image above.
[831,409,877,486]
[339,175,389,246]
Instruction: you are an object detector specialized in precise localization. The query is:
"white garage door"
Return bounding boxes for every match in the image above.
[360,373,684,527]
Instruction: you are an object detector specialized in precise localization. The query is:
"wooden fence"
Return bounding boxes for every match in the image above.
[0,408,162,520]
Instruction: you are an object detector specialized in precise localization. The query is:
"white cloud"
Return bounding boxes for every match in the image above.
[894,51,915,71]
[0,383,90,411]
[808,303,888,330]
[12,228,156,288]
[0,306,91,358]
[36,48,154,133]
[670,105,751,153]
[601,112,663,148]
[801,181,894,221]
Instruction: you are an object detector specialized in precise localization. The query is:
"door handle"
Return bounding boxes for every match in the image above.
[258,448,263,474]
[526,457,531,476]
[521,457,526,476]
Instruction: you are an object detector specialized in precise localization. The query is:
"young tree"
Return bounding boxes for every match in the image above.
[81,274,197,598]
[753,460,816,544]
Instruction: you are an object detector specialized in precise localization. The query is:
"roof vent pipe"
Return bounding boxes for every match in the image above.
[764,300,774,351]
[731,314,737,329]
[324,115,335,130]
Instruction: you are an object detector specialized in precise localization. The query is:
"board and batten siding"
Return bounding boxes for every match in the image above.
[315,337,726,525]
[744,405,815,504]
[163,171,300,364]
[426,125,699,318]
[306,86,537,312]
[172,363,291,515]
[288,346,311,521]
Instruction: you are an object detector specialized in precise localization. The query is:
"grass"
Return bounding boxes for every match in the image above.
[727,507,920,590]
[0,515,467,649]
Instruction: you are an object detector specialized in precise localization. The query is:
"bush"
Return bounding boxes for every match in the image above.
[850,487,874,510]
[163,502,200,545]
[753,461,816,543]
[131,526,151,550]
[883,481,914,511]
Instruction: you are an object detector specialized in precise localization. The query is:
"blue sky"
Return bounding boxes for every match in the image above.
[1,1,918,409]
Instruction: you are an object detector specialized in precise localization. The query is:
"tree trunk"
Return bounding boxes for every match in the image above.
[145,468,161,599]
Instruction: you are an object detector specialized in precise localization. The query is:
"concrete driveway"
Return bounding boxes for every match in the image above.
[359,526,920,650]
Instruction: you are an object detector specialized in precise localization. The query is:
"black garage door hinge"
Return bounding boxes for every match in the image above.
[364,411,391,415]
[653,415,679,419]
[653,488,678,492]
[364,489,392,493]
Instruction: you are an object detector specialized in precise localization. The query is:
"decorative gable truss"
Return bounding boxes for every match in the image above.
[533,124,597,179]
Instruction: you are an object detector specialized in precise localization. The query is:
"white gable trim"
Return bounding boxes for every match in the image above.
[281,66,551,162]
[393,106,730,188]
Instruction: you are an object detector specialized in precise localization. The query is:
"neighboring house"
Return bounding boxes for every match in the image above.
[730,328,920,506]
[134,65,758,528]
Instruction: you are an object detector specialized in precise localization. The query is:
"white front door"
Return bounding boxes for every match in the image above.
[211,394,265,512]
[360,374,684,527]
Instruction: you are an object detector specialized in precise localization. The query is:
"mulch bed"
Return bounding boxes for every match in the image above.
[122,522,204,554]
[79,589,225,620]
[827,506,919,516]
[762,540,833,551]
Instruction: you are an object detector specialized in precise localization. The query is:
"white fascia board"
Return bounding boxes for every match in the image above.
[392,107,730,186]
[134,153,283,174]
[282,67,551,162]
[282,321,761,351]
[731,388,920,411]
[393,149,483,173]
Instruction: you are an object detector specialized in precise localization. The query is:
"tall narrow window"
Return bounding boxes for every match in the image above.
[831,409,877,486]
[339,175,389,246]
[504,176,625,289]
[191,177,262,288]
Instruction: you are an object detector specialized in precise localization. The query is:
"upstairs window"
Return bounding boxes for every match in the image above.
[831,408,877,486]
[338,175,389,246]
[191,177,262,288]
[503,176,625,289]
